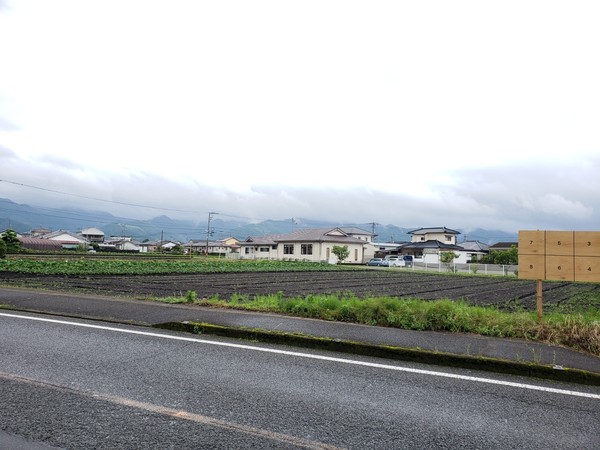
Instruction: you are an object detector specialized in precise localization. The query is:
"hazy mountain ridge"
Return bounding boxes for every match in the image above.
[0,198,517,244]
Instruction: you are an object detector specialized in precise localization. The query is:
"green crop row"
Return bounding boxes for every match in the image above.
[0,257,355,275]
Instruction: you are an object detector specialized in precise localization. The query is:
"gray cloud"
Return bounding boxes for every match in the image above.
[2,151,599,233]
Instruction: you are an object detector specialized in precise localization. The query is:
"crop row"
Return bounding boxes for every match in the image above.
[0,258,352,275]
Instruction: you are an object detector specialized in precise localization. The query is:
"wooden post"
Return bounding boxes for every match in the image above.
[536,279,543,321]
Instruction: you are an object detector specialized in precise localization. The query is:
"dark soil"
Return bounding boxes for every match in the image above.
[1,270,599,312]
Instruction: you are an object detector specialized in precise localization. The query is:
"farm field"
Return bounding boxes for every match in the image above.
[1,269,598,312]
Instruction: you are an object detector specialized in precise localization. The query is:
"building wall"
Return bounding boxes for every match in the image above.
[239,242,374,264]
[412,232,457,244]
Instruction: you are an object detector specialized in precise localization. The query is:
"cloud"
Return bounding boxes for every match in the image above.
[1,134,599,234]
[0,116,18,131]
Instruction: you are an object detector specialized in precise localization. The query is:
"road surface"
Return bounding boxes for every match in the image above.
[1,311,598,449]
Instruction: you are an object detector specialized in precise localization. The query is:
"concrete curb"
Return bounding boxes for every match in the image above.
[153,321,600,387]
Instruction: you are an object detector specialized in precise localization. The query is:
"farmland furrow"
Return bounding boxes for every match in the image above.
[1,270,598,311]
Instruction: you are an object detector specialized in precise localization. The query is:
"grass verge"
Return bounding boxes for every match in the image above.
[156,291,600,356]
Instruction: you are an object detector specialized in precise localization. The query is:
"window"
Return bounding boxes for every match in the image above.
[284,244,294,255]
[244,247,250,254]
[301,244,312,255]
[445,235,452,242]
[354,248,358,260]
[259,247,269,252]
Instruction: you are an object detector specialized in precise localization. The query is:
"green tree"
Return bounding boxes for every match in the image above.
[332,245,350,264]
[0,239,6,259]
[483,246,518,265]
[440,251,458,272]
[1,229,21,254]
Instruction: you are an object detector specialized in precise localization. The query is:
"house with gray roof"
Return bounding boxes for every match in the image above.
[238,227,375,264]
[408,227,461,244]
[40,230,89,249]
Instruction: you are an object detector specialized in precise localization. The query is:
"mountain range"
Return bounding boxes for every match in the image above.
[0,198,517,244]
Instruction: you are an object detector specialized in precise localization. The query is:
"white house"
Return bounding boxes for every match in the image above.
[408,227,461,244]
[186,237,240,255]
[238,227,375,264]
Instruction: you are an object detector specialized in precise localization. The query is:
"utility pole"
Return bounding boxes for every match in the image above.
[368,221,379,238]
[205,212,217,256]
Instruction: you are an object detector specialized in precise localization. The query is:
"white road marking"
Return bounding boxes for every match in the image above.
[1,311,599,400]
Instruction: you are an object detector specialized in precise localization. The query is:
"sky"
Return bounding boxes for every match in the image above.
[1,1,599,233]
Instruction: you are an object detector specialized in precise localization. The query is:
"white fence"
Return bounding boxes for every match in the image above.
[408,262,519,276]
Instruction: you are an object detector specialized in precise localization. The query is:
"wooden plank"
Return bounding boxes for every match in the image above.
[574,231,600,256]
[518,254,545,280]
[545,255,574,281]
[518,230,545,255]
[574,256,600,283]
[545,231,574,256]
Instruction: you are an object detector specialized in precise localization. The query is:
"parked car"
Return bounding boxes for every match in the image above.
[382,255,400,267]
[402,255,414,267]
[383,255,413,267]
[367,258,383,266]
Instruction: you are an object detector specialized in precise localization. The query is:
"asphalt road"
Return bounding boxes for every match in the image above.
[1,311,599,449]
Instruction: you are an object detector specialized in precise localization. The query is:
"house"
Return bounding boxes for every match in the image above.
[238,227,375,264]
[457,240,490,263]
[186,237,240,255]
[30,228,52,237]
[401,240,466,263]
[489,242,518,252]
[40,230,89,249]
[408,227,461,244]
[139,240,180,253]
[104,237,142,252]
[80,227,105,243]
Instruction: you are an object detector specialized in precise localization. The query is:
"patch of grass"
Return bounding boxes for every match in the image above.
[154,291,600,356]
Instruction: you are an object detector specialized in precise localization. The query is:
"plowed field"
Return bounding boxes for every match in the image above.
[1,270,599,312]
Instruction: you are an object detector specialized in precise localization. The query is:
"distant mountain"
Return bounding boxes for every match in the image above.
[0,198,516,244]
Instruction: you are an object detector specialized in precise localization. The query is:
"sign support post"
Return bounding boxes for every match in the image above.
[536,279,543,321]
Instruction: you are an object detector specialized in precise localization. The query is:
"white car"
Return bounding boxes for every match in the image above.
[383,255,413,267]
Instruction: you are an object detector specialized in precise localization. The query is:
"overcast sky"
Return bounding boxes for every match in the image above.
[1,1,599,232]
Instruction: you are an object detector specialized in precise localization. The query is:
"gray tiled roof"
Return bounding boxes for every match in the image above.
[402,240,464,250]
[241,228,365,245]
[408,227,461,235]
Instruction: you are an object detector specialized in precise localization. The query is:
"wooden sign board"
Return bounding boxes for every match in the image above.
[545,255,574,281]
[545,231,574,256]
[575,256,599,283]
[574,232,600,256]
[518,230,600,283]
[518,230,545,255]
[518,255,545,280]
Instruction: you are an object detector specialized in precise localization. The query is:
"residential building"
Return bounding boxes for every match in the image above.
[186,237,240,255]
[488,242,518,252]
[40,230,89,249]
[408,227,461,244]
[238,227,375,264]
[80,227,105,243]
[459,240,490,262]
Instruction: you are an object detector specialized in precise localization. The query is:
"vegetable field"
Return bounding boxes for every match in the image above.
[1,269,598,312]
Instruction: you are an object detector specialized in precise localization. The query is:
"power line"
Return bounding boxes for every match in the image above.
[0,178,263,222]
